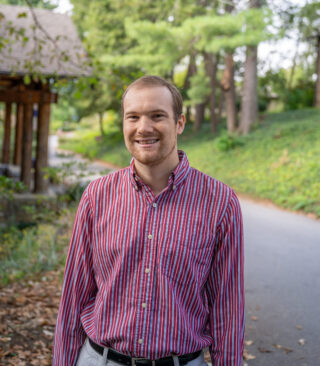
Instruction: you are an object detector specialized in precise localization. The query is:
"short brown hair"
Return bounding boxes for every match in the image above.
[121,75,183,122]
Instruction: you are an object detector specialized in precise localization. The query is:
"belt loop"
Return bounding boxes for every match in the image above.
[172,355,180,366]
[101,346,109,365]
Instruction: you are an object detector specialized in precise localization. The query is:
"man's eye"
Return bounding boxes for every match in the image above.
[153,114,164,119]
[128,116,138,121]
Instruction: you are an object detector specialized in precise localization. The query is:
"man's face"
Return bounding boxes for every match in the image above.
[123,85,185,168]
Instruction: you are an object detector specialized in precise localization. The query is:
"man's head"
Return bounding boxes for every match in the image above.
[122,75,185,169]
[121,75,183,123]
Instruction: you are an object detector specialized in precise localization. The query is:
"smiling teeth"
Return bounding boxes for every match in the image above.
[138,140,158,144]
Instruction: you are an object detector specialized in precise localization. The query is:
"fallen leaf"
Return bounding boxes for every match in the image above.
[243,349,256,360]
[250,315,258,321]
[273,344,282,350]
[284,347,293,354]
[255,305,260,311]
[296,325,303,331]
[0,337,11,342]
[258,347,272,353]
[43,329,54,338]
[244,340,254,346]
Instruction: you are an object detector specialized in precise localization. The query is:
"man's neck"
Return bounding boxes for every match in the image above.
[134,153,180,197]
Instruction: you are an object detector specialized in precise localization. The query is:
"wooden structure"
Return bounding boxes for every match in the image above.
[0,5,91,193]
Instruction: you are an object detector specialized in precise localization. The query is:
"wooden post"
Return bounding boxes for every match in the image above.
[13,103,23,165]
[21,103,33,189]
[35,102,50,193]
[1,102,12,164]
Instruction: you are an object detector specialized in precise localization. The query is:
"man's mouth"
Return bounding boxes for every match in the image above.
[135,139,159,145]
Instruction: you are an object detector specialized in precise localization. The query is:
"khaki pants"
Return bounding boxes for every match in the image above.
[76,339,208,366]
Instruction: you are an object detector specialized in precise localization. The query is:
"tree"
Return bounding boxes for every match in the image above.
[69,0,176,125]
[239,0,267,135]
[298,1,320,107]
[221,1,237,133]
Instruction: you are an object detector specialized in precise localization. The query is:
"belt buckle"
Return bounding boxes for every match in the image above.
[131,357,155,366]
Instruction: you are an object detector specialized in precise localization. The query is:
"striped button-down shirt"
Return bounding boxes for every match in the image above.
[53,151,244,366]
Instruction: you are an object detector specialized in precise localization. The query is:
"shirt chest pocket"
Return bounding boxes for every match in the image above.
[156,232,213,287]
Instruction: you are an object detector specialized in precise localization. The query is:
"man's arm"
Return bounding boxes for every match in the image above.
[205,189,245,366]
[53,187,97,366]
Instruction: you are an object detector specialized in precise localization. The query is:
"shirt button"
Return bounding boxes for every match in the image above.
[152,203,157,208]
[134,177,138,181]
[148,234,153,240]
[145,268,150,274]
[142,302,147,308]
[138,339,143,344]
[172,185,176,190]
[135,186,138,191]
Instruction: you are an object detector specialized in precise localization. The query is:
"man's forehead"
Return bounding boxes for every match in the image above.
[123,85,173,106]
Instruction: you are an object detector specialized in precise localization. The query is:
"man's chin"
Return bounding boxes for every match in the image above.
[131,152,162,166]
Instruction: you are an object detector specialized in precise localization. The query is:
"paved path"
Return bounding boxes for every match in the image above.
[242,199,320,366]
[49,135,320,366]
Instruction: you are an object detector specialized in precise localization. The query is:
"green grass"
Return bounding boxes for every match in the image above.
[58,108,320,217]
[0,208,75,286]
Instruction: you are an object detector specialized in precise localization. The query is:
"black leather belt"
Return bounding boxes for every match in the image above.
[89,339,202,366]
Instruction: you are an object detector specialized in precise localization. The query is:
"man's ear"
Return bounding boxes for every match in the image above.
[177,114,186,135]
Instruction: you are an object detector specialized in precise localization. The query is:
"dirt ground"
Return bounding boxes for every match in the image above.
[0,271,61,365]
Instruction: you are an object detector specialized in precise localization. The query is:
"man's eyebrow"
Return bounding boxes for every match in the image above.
[124,109,169,116]
[124,110,138,116]
[149,109,168,114]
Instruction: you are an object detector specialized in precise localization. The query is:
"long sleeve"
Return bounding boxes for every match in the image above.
[205,189,245,366]
[53,187,97,366]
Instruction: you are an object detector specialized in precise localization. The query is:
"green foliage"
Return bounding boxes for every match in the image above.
[216,134,245,152]
[284,80,314,110]
[0,176,27,200]
[259,67,315,111]
[67,0,273,122]
[187,67,210,105]
[0,0,57,9]
[0,215,71,286]
[299,1,320,39]
[60,108,320,218]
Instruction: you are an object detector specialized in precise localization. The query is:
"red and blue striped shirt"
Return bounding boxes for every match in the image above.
[53,150,244,365]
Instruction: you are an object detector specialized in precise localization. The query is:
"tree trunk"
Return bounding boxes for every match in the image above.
[35,103,50,193]
[239,0,262,135]
[184,54,197,124]
[218,92,224,120]
[98,112,105,136]
[314,35,320,108]
[14,103,23,166]
[204,52,219,133]
[239,45,258,135]
[1,103,12,164]
[194,103,206,131]
[186,53,206,130]
[221,52,238,133]
[185,107,191,125]
[21,103,34,190]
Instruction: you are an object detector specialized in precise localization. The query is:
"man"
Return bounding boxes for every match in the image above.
[53,75,244,366]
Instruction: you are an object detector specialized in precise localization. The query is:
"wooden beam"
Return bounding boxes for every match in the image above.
[13,103,24,166]
[20,103,34,190]
[1,103,12,164]
[0,90,58,104]
[34,103,50,193]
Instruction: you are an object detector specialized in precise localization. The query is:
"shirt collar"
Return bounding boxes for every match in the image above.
[129,150,190,191]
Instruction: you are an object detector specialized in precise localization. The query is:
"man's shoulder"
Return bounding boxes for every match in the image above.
[189,166,234,197]
[85,167,130,195]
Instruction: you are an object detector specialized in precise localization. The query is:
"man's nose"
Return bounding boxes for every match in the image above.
[137,115,153,133]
